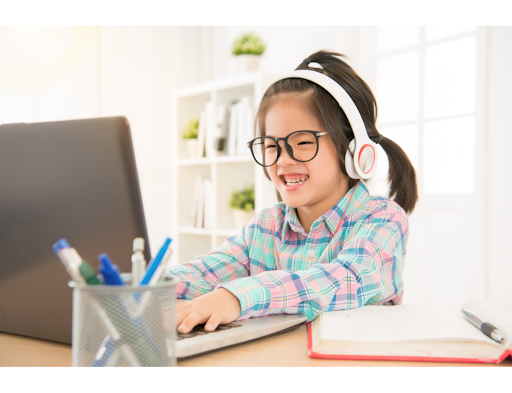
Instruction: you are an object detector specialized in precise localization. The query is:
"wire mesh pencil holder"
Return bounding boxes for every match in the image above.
[69,274,177,367]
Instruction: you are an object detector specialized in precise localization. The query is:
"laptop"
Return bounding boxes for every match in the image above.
[0,117,151,344]
[174,299,307,359]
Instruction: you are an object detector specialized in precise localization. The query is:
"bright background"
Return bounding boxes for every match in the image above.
[1,25,510,308]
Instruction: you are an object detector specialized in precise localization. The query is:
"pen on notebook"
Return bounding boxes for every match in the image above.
[461,307,505,343]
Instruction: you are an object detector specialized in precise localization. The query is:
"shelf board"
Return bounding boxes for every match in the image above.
[177,155,254,166]
[177,227,239,237]
[178,227,213,235]
[172,71,261,99]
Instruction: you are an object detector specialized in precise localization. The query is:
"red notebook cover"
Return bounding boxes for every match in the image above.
[307,322,512,364]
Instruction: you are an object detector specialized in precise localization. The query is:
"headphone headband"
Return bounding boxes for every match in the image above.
[276,69,378,179]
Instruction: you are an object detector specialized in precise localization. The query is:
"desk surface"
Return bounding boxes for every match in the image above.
[1,327,511,367]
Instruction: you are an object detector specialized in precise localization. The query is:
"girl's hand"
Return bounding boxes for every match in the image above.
[175,288,241,333]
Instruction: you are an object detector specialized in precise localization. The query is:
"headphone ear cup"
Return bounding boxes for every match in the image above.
[345,139,360,180]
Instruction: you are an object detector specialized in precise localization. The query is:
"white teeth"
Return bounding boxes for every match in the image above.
[285,177,308,185]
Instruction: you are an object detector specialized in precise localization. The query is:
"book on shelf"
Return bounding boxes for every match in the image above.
[189,176,212,229]
[196,110,206,158]
[195,177,205,228]
[227,100,239,156]
[214,104,228,153]
[308,298,512,364]
[236,96,254,156]
[203,178,212,229]
[204,101,216,158]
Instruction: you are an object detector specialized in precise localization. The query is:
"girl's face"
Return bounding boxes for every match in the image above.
[265,96,349,222]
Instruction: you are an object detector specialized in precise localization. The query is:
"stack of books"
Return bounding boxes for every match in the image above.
[188,177,212,228]
[195,97,254,158]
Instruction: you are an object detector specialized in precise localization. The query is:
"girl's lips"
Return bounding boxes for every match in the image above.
[280,176,308,191]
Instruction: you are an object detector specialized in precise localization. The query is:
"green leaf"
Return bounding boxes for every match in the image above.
[182,118,199,139]
[232,33,266,56]
[229,185,255,211]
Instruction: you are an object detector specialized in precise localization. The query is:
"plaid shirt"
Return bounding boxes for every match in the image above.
[168,181,408,322]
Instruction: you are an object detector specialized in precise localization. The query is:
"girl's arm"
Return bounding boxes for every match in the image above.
[168,227,251,299]
[218,202,407,322]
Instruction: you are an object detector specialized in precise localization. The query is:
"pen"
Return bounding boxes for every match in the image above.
[52,238,89,284]
[134,247,173,317]
[139,237,172,286]
[461,307,505,343]
[98,253,124,286]
[131,238,147,287]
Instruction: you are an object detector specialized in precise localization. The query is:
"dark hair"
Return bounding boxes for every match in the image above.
[254,49,418,214]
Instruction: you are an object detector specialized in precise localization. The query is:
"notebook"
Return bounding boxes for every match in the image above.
[308,298,512,364]
[174,300,307,359]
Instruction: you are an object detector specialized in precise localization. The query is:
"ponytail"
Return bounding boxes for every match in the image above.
[379,136,418,214]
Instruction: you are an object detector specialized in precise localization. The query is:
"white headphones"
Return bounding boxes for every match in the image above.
[277,69,378,180]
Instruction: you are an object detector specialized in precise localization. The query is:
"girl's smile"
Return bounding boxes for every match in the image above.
[279,172,309,190]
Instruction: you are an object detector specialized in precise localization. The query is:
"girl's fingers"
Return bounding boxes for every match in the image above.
[204,312,223,332]
[175,308,194,329]
[178,309,209,333]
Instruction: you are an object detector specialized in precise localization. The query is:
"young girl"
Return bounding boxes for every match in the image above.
[171,50,418,334]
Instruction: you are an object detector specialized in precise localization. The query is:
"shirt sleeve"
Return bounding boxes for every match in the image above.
[167,226,251,299]
[218,203,408,322]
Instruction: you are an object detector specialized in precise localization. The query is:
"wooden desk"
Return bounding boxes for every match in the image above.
[1,327,511,367]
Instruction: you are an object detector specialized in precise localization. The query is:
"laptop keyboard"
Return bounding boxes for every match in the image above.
[176,322,242,340]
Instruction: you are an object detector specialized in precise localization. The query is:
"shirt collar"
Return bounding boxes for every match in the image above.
[280,181,369,241]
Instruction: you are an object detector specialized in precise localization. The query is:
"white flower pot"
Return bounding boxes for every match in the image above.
[185,139,198,159]
[233,209,255,229]
[237,54,260,74]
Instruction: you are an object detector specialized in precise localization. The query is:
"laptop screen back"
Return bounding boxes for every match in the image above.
[0,116,151,344]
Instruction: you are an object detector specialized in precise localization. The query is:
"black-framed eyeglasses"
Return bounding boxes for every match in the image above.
[247,130,328,167]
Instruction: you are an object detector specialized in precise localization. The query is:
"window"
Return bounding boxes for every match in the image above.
[375,26,477,194]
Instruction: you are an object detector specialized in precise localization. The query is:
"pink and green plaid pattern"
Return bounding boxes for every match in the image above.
[168,181,408,321]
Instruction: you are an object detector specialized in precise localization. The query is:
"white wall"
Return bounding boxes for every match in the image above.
[97,27,202,253]
[205,27,359,80]
[0,27,99,124]
[487,27,512,299]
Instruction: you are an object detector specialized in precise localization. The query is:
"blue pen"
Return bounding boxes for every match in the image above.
[139,237,172,286]
[98,253,124,286]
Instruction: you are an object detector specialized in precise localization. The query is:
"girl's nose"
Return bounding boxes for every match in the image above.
[276,141,295,166]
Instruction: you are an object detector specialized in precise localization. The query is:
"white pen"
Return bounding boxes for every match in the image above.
[131,237,147,287]
[461,307,505,343]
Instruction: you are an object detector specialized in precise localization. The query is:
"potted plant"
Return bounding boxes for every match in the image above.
[182,118,199,159]
[232,32,266,73]
[229,185,255,228]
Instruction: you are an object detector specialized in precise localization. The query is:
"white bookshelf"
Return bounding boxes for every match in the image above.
[170,71,284,265]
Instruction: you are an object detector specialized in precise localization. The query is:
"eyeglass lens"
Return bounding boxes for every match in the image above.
[251,131,318,166]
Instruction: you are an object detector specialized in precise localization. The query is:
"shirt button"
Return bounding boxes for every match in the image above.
[307,250,315,258]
